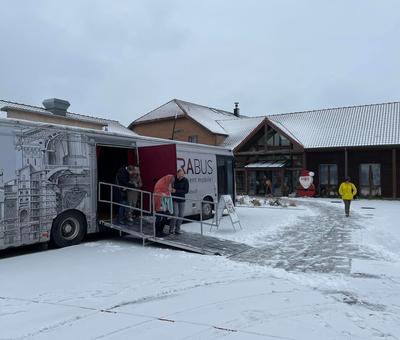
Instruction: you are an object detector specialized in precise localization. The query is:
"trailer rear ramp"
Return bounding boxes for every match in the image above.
[99,218,252,256]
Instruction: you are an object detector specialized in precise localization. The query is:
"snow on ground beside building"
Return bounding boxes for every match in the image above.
[294,198,400,261]
[183,198,316,247]
[0,199,400,339]
[351,200,400,261]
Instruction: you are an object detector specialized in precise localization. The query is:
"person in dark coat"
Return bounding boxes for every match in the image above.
[115,165,136,224]
[169,169,189,234]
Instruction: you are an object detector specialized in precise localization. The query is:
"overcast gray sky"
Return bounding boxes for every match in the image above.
[1,0,399,125]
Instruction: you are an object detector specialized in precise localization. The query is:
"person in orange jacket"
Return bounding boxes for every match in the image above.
[338,176,357,217]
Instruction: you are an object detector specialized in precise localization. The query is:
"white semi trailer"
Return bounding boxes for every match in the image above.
[0,117,234,250]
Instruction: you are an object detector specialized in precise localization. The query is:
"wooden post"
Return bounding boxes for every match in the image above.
[245,169,248,195]
[393,148,397,198]
[344,148,348,178]
[302,152,307,169]
[264,124,268,152]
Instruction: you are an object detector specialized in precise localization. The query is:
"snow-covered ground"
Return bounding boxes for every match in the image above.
[1,198,399,339]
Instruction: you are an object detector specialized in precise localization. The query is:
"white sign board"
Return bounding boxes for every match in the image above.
[213,195,242,230]
[222,195,240,223]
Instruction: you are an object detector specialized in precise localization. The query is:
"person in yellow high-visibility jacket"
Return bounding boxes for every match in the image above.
[338,176,357,217]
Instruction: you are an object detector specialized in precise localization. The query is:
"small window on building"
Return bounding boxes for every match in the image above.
[273,133,280,146]
[266,130,290,147]
[188,135,198,143]
[280,136,290,146]
[267,135,274,146]
[319,164,338,196]
[319,164,338,185]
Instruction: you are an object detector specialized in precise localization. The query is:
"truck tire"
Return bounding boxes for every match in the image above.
[201,198,214,220]
[51,210,87,248]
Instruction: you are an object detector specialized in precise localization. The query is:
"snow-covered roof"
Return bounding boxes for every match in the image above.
[132,99,242,135]
[177,100,240,135]
[218,117,265,149]
[267,102,400,149]
[134,100,185,124]
[0,99,136,136]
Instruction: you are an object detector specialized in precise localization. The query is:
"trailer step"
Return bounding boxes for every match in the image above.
[99,219,252,256]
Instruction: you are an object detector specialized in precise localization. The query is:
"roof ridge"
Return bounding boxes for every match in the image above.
[268,100,400,117]
[216,116,264,123]
[132,99,182,124]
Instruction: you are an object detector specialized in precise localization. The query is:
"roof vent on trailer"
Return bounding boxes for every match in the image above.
[233,102,240,117]
[42,98,70,116]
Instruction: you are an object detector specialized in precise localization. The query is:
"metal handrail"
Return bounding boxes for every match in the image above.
[98,181,152,214]
[98,181,220,253]
[99,181,154,240]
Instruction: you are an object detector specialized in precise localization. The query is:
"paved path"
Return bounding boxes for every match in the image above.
[231,201,377,274]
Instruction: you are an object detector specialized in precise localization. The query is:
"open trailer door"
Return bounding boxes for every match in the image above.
[138,144,177,210]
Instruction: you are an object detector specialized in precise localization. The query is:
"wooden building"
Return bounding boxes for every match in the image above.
[130,100,400,199]
[233,102,399,199]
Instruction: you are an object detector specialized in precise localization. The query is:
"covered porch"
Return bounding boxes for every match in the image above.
[236,160,302,197]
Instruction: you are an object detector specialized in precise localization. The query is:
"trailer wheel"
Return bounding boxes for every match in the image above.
[201,197,214,220]
[51,210,87,248]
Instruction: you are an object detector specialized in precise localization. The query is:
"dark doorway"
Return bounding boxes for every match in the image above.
[96,145,136,219]
[216,156,235,201]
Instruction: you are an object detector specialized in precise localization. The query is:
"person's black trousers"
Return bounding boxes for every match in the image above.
[343,200,351,217]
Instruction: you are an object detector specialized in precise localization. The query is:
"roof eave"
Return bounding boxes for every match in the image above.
[3,106,106,127]
[232,118,268,152]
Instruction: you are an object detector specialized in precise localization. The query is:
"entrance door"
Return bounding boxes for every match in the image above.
[138,144,177,210]
[216,156,235,200]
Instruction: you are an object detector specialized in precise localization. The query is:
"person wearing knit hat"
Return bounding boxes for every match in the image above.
[338,176,357,217]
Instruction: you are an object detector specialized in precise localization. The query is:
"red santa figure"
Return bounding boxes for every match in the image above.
[297,169,316,197]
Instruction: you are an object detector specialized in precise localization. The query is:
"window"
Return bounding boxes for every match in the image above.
[359,163,381,197]
[319,164,338,185]
[188,135,198,143]
[360,164,381,186]
[280,136,290,146]
[319,164,338,197]
[266,130,290,147]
